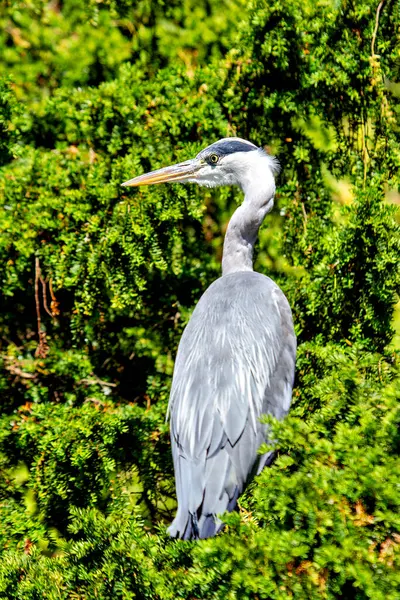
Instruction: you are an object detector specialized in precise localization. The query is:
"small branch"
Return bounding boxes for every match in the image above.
[4,362,37,380]
[39,275,53,317]
[361,115,368,188]
[35,257,41,331]
[301,202,308,235]
[146,394,151,411]
[49,279,60,316]
[371,0,385,58]
[34,257,49,359]
[79,377,118,388]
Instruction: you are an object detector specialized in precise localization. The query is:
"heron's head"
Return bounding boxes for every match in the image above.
[121,138,279,192]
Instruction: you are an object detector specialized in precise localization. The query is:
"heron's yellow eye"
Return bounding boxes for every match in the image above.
[209,154,219,165]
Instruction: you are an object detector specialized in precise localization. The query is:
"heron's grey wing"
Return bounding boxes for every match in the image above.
[257,285,296,472]
[167,272,296,539]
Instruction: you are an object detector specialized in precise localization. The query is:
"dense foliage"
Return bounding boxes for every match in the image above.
[0,0,399,598]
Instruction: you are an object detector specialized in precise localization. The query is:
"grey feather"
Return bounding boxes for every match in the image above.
[167,272,296,539]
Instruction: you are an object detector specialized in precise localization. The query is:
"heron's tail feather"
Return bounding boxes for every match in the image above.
[167,511,224,540]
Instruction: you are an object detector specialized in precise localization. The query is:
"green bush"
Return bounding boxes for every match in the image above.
[0,0,399,598]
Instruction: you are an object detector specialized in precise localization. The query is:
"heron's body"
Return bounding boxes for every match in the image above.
[122,137,296,540]
[168,271,295,538]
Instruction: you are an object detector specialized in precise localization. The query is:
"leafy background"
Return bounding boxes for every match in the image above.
[0,0,399,598]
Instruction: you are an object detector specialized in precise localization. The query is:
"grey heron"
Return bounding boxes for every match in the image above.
[122,138,296,539]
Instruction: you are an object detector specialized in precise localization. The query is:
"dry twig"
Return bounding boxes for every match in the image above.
[34,257,49,358]
[371,0,385,59]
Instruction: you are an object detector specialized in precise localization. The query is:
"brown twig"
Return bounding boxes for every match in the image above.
[39,275,53,317]
[49,278,60,316]
[371,0,385,58]
[79,377,118,388]
[301,202,308,235]
[34,257,49,358]
[361,115,368,188]
[4,358,37,380]
[146,394,151,411]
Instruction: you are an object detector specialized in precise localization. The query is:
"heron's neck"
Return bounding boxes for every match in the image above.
[222,171,275,276]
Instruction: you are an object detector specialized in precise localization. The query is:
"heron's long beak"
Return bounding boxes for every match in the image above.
[121,159,200,187]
